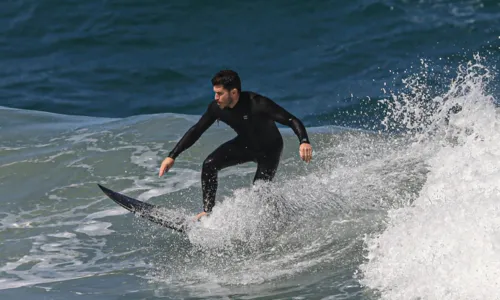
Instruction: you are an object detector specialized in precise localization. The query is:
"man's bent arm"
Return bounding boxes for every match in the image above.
[168,104,217,159]
[260,97,310,144]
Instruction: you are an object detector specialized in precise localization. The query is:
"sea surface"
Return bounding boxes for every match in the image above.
[1,0,500,299]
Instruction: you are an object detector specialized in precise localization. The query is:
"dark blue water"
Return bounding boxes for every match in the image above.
[2,0,498,127]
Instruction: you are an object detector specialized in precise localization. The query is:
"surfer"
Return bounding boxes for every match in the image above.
[158,70,313,220]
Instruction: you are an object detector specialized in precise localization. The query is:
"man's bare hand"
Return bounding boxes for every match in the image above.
[299,143,313,163]
[159,157,175,177]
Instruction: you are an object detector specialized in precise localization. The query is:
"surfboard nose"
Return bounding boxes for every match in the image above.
[97,183,112,195]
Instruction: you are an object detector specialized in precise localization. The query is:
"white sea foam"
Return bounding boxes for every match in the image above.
[360,55,500,299]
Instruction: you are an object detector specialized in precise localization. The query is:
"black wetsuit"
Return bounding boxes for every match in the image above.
[168,91,310,212]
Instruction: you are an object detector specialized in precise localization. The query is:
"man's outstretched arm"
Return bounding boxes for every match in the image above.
[259,96,313,162]
[159,103,217,176]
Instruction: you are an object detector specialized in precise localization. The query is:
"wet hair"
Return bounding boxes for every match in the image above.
[211,70,241,93]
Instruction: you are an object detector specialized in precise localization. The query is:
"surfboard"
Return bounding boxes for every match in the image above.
[97,184,189,233]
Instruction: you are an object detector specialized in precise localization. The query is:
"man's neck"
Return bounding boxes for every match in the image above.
[228,92,241,109]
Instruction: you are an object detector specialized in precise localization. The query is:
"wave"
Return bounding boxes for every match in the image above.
[1,54,499,298]
[359,54,500,299]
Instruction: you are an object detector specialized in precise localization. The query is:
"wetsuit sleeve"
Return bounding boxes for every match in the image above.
[167,103,217,159]
[259,97,310,144]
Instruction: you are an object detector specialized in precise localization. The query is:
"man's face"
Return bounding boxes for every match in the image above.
[213,85,235,109]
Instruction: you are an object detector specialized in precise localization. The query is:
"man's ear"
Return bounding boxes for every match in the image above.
[230,88,238,96]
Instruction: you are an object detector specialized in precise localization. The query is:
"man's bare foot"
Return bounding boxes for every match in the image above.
[194,211,207,221]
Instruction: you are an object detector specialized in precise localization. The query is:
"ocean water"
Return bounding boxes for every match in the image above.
[1,0,500,299]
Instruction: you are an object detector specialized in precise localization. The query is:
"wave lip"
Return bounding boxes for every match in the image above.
[360,55,500,299]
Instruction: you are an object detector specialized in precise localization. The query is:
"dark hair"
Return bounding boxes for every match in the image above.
[211,70,241,93]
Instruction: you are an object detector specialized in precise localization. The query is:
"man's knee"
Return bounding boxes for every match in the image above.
[202,155,218,172]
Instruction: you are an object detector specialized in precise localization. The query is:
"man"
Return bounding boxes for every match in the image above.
[159,70,313,220]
